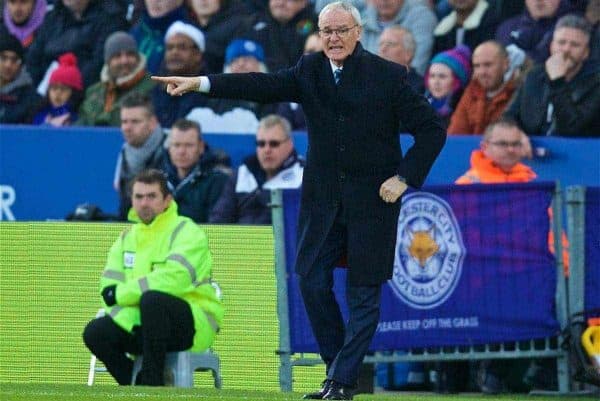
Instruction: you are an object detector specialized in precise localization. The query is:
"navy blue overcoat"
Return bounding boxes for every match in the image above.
[207,43,446,285]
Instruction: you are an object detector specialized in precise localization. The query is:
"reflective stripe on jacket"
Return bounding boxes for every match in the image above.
[100,201,223,352]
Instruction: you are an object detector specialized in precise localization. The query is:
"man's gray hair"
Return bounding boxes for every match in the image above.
[555,14,592,39]
[386,25,416,55]
[258,115,292,137]
[319,1,362,26]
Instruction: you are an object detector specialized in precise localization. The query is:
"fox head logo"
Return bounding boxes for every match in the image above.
[407,227,439,268]
[392,192,466,309]
[403,223,443,281]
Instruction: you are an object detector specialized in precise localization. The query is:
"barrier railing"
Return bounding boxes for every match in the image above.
[566,186,600,321]
[271,183,573,393]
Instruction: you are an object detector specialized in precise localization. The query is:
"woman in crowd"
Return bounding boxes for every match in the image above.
[424,45,472,128]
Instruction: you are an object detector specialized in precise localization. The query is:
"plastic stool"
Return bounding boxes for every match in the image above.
[131,350,222,388]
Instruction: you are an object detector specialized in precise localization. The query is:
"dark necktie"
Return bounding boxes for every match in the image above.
[334,68,342,85]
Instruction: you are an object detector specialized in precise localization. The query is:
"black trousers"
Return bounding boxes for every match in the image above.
[299,207,382,387]
[83,290,195,385]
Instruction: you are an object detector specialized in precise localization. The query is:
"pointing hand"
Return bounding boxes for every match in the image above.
[151,76,201,96]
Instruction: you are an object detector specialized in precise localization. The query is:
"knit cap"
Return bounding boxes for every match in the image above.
[224,39,265,65]
[49,53,83,91]
[429,45,472,88]
[0,32,24,60]
[104,31,138,63]
[165,21,205,52]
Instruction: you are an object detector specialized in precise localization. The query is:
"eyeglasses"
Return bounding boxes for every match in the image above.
[256,138,289,148]
[165,43,198,52]
[488,140,523,148]
[318,25,358,39]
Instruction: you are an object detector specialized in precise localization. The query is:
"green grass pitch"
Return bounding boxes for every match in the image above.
[1,384,598,401]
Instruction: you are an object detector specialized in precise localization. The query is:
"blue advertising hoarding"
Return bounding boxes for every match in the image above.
[1,124,599,220]
[282,184,561,352]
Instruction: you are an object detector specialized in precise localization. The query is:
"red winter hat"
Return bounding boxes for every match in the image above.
[49,53,83,91]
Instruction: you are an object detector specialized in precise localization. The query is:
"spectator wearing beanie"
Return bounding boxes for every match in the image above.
[152,21,211,128]
[223,39,268,73]
[130,0,188,75]
[2,0,47,50]
[424,45,472,128]
[33,52,83,126]
[186,39,276,133]
[77,31,155,127]
[0,32,40,123]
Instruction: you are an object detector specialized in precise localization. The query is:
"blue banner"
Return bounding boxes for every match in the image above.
[283,184,560,352]
[585,187,600,314]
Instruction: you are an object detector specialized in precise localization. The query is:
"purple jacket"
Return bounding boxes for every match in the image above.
[495,0,575,63]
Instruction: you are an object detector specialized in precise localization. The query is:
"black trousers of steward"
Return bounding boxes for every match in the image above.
[83,290,195,385]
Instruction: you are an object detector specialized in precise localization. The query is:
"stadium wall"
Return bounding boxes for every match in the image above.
[1,125,598,221]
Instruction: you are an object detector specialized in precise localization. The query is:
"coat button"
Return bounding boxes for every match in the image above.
[339,145,345,152]
[338,115,345,122]
[340,172,346,180]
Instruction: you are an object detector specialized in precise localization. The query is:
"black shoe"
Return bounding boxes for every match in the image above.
[303,379,331,399]
[323,380,354,400]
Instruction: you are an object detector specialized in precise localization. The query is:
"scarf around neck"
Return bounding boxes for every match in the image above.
[121,125,164,177]
[3,0,47,44]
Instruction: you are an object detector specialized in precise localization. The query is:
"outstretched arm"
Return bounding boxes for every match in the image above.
[151,76,203,96]
[153,62,302,104]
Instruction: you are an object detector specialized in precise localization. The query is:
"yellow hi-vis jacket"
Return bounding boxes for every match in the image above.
[100,201,223,352]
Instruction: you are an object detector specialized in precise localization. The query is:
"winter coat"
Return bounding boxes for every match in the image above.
[101,201,223,353]
[433,0,498,55]
[244,6,317,72]
[130,6,189,75]
[448,75,518,135]
[495,0,574,63]
[2,0,46,49]
[505,63,600,137]
[26,0,128,88]
[204,43,446,285]
[0,68,41,123]
[209,152,304,224]
[32,103,78,126]
[164,150,230,223]
[455,150,537,183]
[77,57,155,127]
[152,80,209,129]
[191,0,253,73]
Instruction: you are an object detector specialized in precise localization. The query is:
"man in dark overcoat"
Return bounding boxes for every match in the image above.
[153,2,446,399]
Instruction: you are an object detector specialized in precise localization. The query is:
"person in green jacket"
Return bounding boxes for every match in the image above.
[83,169,223,386]
[76,31,155,126]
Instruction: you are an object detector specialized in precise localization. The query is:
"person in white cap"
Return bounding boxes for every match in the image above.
[184,39,277,134]
[152,21,210,128]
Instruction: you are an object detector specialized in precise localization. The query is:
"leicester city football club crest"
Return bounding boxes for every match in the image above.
[390,192,466,309]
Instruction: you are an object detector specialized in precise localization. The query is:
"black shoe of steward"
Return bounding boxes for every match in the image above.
[303,379,331,399]
[323,380,354,400]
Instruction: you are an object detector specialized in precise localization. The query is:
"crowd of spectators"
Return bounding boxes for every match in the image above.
[1,0,598,138]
